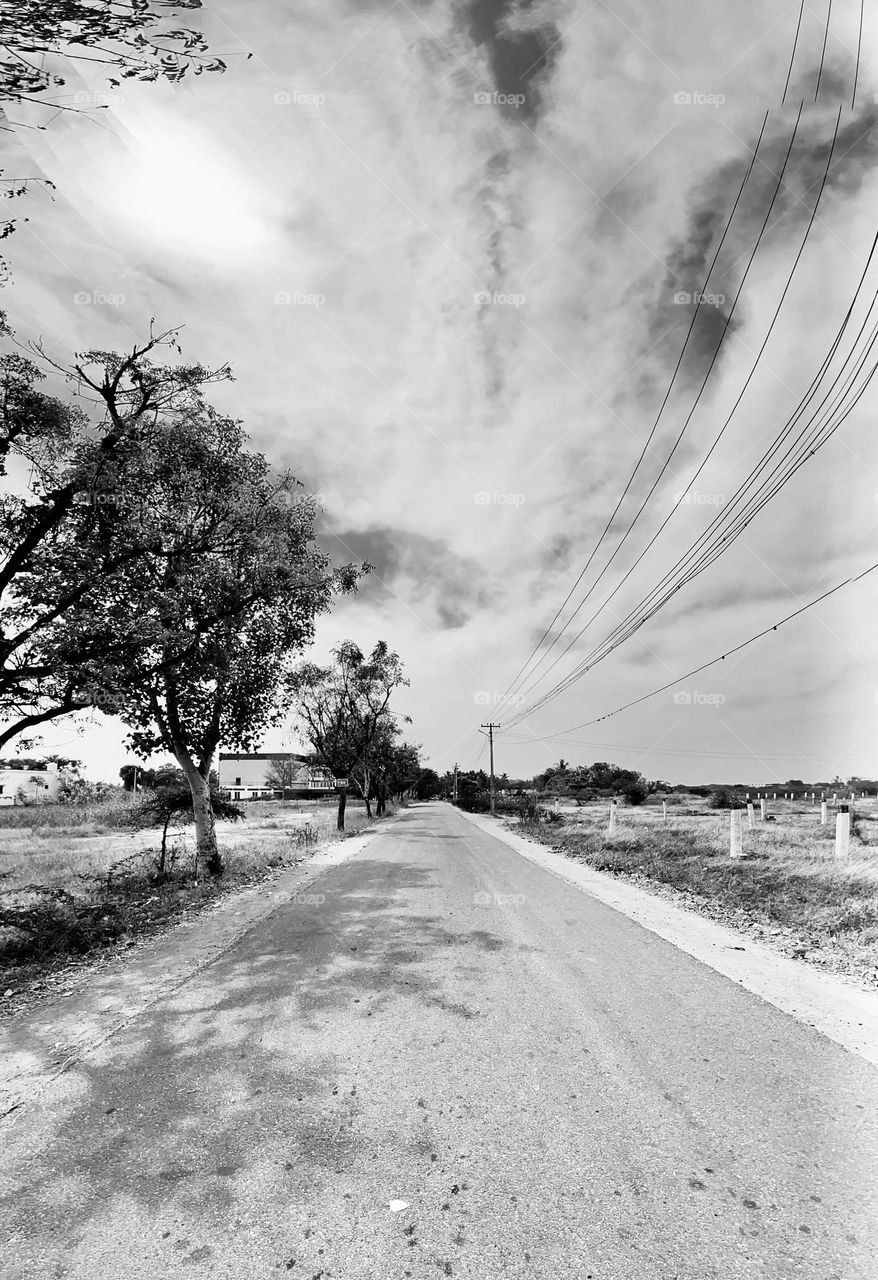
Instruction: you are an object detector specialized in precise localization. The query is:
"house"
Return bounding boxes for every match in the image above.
[0,760,65,807]
[218,752,342,802]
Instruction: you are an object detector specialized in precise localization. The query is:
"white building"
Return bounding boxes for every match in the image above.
[218,752,341,802]
[0,761,65,807]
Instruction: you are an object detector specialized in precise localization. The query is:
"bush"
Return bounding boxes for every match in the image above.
[708,788,744,810]
[621,780,649,806]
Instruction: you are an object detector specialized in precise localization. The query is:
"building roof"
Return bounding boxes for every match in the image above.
[219,752,310,762]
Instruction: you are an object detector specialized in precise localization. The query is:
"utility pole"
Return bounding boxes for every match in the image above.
[452,763,458,804]
[480,723,500,815]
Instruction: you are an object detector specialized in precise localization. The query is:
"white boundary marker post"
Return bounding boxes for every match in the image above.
[662,800,668,821]
[820,801,828,826]
[760,798,766,821]
[746,802,755,829]
[835,805,850,859]
[730,809,743,858]
[608,800,617,834]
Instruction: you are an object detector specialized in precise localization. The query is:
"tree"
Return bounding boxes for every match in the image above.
[289,641,408,831]
[414,767,441,800]
[139,774,243,876]
[95,411,357,876]
[1,324,359,874]
[0,1,229,110]
[0,319,232,749]
[264,755,301,799]
[0,4,233,275]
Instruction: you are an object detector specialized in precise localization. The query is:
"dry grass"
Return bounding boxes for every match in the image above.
[0,798,380,971]
[515,796,878,985]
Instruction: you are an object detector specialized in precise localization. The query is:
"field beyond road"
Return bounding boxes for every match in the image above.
[501,794,878,988]
[2,802,876,1280]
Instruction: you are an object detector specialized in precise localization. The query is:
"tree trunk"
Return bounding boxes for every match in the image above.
[182,763,220,876]
[336,787,347,831]
[159,811,171,875]
[364,795,372,818]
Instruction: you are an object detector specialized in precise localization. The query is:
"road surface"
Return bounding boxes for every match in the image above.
[2,802,876,1278]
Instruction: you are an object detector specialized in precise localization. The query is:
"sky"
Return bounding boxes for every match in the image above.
[2,0,878,785]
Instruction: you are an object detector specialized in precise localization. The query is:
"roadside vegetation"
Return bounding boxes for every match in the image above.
[0,793,389,1013]
[508,795,878,986]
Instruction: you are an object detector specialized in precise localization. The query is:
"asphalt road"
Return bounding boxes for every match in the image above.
[2,802,877,1279]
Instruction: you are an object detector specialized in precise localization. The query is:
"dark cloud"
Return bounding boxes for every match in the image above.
[648,96,878,391]
[461,0,560,122]
[319,522,496,629]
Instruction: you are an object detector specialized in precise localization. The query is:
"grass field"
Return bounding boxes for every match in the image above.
[510,795,878,986]
[0,798,380,983]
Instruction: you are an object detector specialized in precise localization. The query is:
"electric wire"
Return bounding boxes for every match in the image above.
[503,106,802,708]
[501,218,878,729]
[506,558,878,740]
[506,103,830,714]
[497,111,772,709]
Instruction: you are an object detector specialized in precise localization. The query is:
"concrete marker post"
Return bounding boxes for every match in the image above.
[662,800,668,821]
[746,802,755,830]
[730,808,743,859]
[835,805,850,859]
[820,802,828,826]
[608,800,617,834]
[760,798,766,821]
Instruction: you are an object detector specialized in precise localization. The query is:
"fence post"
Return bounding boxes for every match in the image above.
[760,798,766,821]
[730,809,743,858]
[835,805,850,859]
[746,802,755,830]
[608,800,617,834]
[820,802,828,826]
[662,800,668,821]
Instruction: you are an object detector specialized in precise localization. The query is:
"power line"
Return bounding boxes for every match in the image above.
[782,0,806,104]
[497,111,772,708]
[505,104,841,720]
[815,0,833,102]
[507,558,878,741]
[852,0,864,110]
[504,108,797,709]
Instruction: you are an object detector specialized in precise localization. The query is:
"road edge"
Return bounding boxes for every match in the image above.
[454,806,878,1069]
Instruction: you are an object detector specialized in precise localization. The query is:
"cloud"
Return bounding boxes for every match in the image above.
[319,522,496,630]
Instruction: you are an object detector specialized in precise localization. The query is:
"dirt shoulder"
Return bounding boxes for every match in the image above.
[0,823,385,1119]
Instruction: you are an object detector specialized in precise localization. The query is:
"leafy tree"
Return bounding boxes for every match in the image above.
[0,319,231,748]
[0,0,229,110]
[139,775,242,876]
[97,412,356,876]
[289,641,408,830]
[414,767,441,800]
